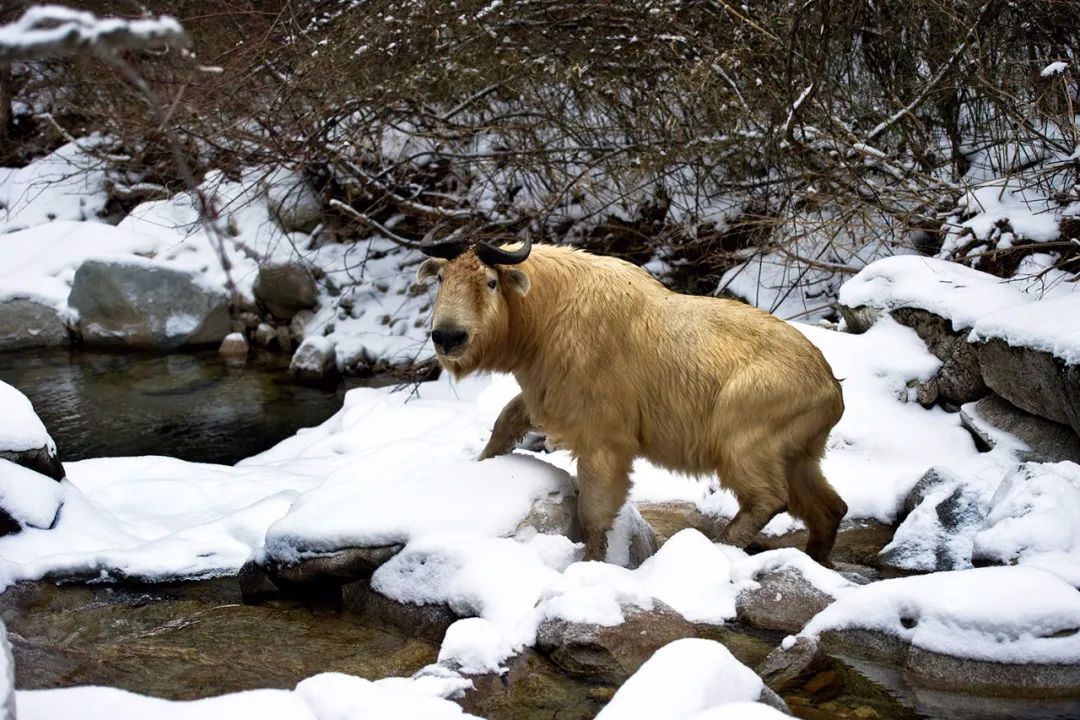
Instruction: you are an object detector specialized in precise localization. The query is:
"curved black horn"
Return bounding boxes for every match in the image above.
[420,231,472,260]
[475,235,532,266]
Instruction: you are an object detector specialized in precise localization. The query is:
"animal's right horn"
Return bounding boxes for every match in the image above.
[475,234,532,266]
[419,228,471,260]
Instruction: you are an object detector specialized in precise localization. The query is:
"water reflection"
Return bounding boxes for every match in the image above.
[0,349,378,465]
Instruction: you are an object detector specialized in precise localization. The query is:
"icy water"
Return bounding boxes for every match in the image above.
[0,348,389,465]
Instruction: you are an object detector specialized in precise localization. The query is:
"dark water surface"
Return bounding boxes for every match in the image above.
[0,349,378,465]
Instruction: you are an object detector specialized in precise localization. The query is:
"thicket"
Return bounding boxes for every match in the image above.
[3,0,1078,307]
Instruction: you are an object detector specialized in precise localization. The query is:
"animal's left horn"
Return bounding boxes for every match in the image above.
[420,230,471,260]
[475,235,532,265]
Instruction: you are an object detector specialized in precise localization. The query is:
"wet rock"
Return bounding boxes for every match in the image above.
[236,560,279,603]
[218,332,249,358]
[757,636,825,692]
[290,336,337,383]
[253,263,317,320]
[254,323,278,349]
[271,545,403,585]
[0,297,67,351]
[277,325,294,353]
[535,601,696,684]
[342,582,459,643]
[818,628,911,665]
[977,338,1080,436]
[69,260,230,351]
[961,394,1080,464]
[736,567,836,633]
[459,648,610,720]
[880,469,986,572]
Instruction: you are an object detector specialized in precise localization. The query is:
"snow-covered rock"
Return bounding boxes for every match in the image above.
[0,380,63,481]
[972,462,1080,586]
[264,169,323,234]
[0,139,109,235]
[803,566,1080,696]
[0,460,64,535]
[68,259,231,351]
[732,548,855,632]
[289,336,337,382]
[595,638,787,720]
[218,332,248,357]
[0,620,12,720]
[960,395,1080,465]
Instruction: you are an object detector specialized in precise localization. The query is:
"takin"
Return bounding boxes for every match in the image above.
[416,234,847,565]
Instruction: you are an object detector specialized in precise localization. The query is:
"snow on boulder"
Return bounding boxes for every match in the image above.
[732,547,856,633]
[0,460,64,535]
[838,255,1031,333]
[0,139,109,234]
[594,638,785,720]
[0,380,63,481]
[68,259,231,351]
[290,335,338,383]
[802,566,1080,696]
[972,462,1080,586]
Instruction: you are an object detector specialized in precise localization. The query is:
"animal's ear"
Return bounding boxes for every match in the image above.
[416,258,447,284]
[505,268,530,296]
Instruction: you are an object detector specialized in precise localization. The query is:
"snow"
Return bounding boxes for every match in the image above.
[0,381,55,454]
[972,462,1080,586]
[839,255,1031,331]
[802,566,1080,664]
[0,139,109,235]
[730,547,856,600]
[594,638,770,720]
[16,672,477,720]
[970,292,1080,364]
[0,461,63,530]
[1041,61,1068,77]
[0,6,184,58]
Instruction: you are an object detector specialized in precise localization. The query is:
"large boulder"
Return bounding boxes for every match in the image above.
[264,170,323,234]
[734,552,854,633]
[970,294,1080,435]
[0,297,68,351]
[535,600,697,684]
[68,260,230,351]
[253,263,317,320]
[960,394,1080,464]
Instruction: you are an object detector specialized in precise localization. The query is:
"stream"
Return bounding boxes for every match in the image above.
[1,350,1078,719]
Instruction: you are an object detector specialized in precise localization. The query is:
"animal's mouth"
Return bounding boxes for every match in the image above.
[436,345,468,361]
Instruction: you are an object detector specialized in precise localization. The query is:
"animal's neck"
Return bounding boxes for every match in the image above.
[497,250,568,379]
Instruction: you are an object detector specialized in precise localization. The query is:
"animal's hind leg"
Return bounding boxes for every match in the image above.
[787,453,847,565]
[479,393,533,460]
[577,450,633,562]
[717,453,788,550]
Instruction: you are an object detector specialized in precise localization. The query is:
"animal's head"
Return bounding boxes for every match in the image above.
[415,233,532,375]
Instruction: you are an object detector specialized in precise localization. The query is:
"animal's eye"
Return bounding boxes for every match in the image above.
[487,278,497,290]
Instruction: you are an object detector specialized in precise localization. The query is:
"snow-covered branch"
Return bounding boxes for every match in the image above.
[0,5,189,63]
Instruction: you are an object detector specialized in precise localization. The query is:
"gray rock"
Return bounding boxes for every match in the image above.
[897,467,952,521]
[254,323,278,349]
[342,581,459,643]
[290,337,337,383]
[0,297,68,351]
[959,395,1080,462]
[253,263,317,320]
[818,628,911,665]
[237,560,279,603]
[756,636,824,691]
[0,620,13,720]
[758,686,793,715]
[891,307,987,406]
[218,333,249,358]
[736,567,836,633]
[69,260,230,351]
[535,601,695,683]
[514,491,578,539]
[838,305,883,334]
[978,338,1080,436]
[265,172,323,234]
[880,469,986,572]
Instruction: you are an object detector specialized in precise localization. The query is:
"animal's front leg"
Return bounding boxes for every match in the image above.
[576,451,633,562]
[478,393,533,460]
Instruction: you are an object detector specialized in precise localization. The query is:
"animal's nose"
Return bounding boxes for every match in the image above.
[431,327,469,354]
